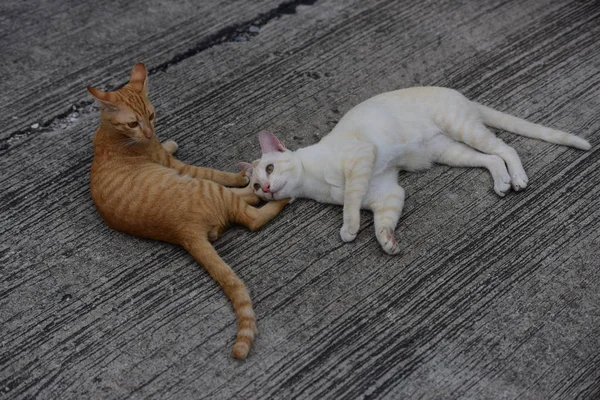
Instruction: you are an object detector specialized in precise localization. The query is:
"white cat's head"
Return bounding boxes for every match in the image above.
[244,131,302,201]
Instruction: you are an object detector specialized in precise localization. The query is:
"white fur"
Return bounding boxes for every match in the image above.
[249,87,590,254]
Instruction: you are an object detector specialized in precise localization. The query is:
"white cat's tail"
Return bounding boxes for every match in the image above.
[473,102,591,150]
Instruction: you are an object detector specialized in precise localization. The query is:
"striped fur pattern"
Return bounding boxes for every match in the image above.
[248,87,591,255]
[88,63,289,360]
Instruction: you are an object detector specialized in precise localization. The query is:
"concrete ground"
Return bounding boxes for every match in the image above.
[1,0,599,398]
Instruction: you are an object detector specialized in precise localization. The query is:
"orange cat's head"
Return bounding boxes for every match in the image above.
[88,63,156,141]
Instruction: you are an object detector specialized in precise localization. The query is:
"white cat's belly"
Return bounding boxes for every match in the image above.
[327,93,440,145]
[330,186,344,205]
[303,189,342,205]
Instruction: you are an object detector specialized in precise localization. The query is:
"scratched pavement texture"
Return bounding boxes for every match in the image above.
[1,0,599,399]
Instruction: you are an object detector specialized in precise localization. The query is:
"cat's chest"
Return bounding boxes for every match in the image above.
[303,179,344,205]
[300,173,345,205]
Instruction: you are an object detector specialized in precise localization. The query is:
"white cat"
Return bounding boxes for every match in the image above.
[245,87,591,254]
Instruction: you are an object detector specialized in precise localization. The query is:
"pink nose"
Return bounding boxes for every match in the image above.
[262,183,270,193]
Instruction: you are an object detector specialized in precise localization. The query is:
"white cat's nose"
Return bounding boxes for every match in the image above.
[262,183,270,193]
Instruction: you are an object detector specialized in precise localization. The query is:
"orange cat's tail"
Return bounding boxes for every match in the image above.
[183,238,257,360]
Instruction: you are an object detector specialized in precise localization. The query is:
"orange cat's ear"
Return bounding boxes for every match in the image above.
[129,62,148,94]
[87,86,119,112]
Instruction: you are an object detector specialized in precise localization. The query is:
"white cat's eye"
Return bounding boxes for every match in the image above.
[127,121,139,128]
[266,164,274,174]
[149,112,155,121]
[253,183,261,191]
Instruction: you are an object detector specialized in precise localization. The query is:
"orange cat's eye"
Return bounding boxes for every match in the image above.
[149,113,155,121]
[127,121,139,128]
[253,183,261,191]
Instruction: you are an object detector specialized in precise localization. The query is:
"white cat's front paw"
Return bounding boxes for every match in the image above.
[340,225,358,242]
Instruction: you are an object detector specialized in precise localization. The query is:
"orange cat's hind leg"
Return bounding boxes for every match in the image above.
[162,140,178,154]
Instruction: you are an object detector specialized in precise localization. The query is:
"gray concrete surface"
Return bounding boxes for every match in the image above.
[1,0,599,399]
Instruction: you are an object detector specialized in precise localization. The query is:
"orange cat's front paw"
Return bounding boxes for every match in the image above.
[229,186,261,205]
[161,140,178,154]
[232,171,249,187]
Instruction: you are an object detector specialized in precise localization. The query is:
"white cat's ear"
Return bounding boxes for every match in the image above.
[258,130,286,153]
[238,161,254,177]
[87,86,119,112]
[129,62,148,95]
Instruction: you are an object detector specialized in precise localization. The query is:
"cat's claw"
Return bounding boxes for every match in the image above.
[492,169,512,197]
[340,225,358,242]
[235,171,250,186]
[238,162,254,179]
[378,227,401,255]
[511,170,529,191]
[494,178,512,197]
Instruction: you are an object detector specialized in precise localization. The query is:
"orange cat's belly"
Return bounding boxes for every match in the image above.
[89,161,189,243]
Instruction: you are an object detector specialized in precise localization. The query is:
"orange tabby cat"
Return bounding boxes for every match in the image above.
[88,63,289,360]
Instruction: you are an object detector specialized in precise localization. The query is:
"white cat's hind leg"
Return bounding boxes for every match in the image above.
[444,115,528,191]
[431,135,512,196]
[366,173,405,255]
[467,125,528,191]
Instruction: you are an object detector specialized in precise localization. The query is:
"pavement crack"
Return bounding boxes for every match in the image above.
[0,0,319,154]
[150,0,318,74]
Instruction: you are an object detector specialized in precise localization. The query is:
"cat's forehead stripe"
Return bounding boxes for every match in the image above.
[130,91,148,117]
[118,87,148,117]
[277,166,295,174]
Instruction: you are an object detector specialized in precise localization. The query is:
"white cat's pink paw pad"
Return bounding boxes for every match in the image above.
[340,225,358,242]
[511,171,529,191]
[378,228,401,255]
